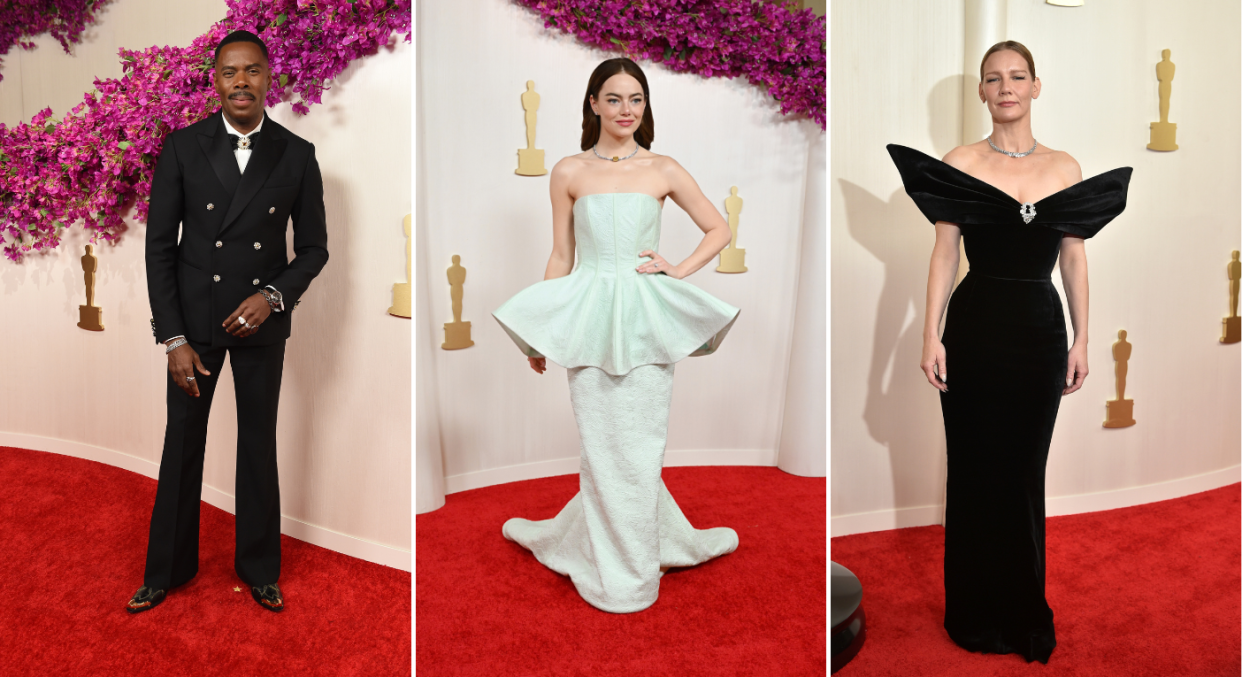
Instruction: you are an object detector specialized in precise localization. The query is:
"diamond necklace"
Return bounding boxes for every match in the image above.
[987,135,1038,158]
[593,143,640,162]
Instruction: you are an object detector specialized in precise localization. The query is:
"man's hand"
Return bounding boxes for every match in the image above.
[223,293,273,338]
[167,343,211,397]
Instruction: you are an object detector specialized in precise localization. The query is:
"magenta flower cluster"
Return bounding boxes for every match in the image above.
[514,0,825,128]
[0,0,410,262]
[0,0,111,83]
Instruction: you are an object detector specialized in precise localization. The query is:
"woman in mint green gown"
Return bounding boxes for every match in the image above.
[493,58,741,613]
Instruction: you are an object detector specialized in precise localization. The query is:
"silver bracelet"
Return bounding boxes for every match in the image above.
[260,288,278,311]
[165,338,188,354]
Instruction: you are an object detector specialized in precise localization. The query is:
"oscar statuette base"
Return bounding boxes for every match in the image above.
[1221,316,1240,344]
[1103,399,1135,428]
[516,149,547,176]
[389,282,411,318]
[443,321,474,350]
[78,305,104,331]
[716,247,747,273]
[1147,122,1177,151]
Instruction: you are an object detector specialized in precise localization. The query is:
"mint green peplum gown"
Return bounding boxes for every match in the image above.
[493,192,741,613]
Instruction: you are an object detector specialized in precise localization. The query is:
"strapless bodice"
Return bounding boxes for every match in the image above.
[492,193,739,376]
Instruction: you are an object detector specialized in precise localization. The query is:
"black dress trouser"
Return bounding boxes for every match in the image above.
[143,339,286,590]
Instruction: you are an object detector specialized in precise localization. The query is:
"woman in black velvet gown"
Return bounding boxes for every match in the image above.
[887,41,1131,664]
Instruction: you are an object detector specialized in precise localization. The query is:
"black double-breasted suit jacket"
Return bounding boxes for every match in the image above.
[146,112,329,347]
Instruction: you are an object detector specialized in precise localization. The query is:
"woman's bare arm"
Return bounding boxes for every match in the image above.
[1060,235,1089,394]
[636,157,731,279]
[543,159,578,281]
[922,222,961,391]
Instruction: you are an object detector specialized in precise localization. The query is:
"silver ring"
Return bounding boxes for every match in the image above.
[185,376,196,382]
[654,262,659,269]
[240,317,249,327]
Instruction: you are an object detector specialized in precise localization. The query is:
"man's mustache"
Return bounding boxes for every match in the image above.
[229,92,255,100]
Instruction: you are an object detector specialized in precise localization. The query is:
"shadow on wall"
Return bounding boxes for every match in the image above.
[840,179,947,523]
[835,75,966,524]
[281,174,352,522]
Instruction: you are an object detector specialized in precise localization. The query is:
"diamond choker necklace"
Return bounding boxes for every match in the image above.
[987,135,1038,158]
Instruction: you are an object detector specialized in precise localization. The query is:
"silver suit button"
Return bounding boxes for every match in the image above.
[215,241,222,248]
[254,242,262,250]
[207,203,215,210]
[268,207,275,214]
[213,275,220,282]
[252,279,260,285]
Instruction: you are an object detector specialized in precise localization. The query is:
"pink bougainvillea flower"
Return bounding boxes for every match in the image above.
[513,0,825,129]
[0,0,411,262]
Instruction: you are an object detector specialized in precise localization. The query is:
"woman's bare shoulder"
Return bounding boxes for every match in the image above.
[941,143,987,172]
[1043,148,1083,184]
[552,152,591,178]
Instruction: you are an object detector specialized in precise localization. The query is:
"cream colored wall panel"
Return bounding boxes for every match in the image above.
[831,0,966,520]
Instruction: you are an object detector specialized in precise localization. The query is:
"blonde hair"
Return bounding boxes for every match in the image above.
[980,40,1035,81]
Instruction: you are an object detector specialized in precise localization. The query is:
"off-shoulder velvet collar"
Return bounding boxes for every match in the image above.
[887,144,1131,207]
[886,143,1133,238]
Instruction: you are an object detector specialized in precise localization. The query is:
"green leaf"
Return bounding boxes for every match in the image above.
[279,73,288,87]
[276,13,287,26]
[663,45,673,61]
[609,37,623,47]
[118,141,131,150]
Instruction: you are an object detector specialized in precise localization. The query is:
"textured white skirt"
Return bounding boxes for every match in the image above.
[502,363,739,613]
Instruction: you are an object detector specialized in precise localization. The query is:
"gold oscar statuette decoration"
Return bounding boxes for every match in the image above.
[516,80,548,176]
[1103,329,1136,428]
[1147,49,1178,151]
[388,214,413,318]
[1222,250,1240,344]
[78,244,105,331]
[715,186,747,273]
[442,254,474,350]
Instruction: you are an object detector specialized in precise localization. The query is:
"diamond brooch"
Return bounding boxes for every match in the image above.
[1020,203,1037,224]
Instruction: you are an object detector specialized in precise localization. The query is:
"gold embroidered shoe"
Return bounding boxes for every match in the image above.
[125,586,166,614]
[250,583,284,612]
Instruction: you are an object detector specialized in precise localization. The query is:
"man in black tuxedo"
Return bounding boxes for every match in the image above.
[128,30,328,614]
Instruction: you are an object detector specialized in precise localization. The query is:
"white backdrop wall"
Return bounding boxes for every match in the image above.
[0,0,412,569]
[832,0,1241,536]
[416,0,825,508]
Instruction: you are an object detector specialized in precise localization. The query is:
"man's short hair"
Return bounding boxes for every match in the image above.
[214,30,269,64]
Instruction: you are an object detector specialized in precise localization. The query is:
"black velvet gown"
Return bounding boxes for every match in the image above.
[887,144,1132,664]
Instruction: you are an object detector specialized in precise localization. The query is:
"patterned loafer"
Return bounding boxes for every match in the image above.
[251,583,284,612]
[126,586,166,614]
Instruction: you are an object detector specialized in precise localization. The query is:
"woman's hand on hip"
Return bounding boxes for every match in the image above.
[528,356,546,374]
[636,250,682,279]
[921,337,948,392]
[1063,343,1088,395]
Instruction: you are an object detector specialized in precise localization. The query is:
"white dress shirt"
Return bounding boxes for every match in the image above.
[221,111,264,174]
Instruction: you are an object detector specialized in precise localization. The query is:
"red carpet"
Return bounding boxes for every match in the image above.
[832,482,1241,676]
[0,446,411,676]
[416,466,826,676]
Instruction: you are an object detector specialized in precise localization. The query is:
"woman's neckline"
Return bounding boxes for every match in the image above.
[892,144,1129,206]
[574,192,664,208]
